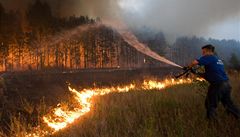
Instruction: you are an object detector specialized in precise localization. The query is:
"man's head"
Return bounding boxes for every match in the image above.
[201,44,215,56]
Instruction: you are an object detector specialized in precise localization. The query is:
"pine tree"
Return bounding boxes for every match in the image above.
[229,53,240,70]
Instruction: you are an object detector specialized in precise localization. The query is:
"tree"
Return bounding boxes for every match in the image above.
[229,53,240,70]
[173,36,207,66]
[0,3,4,19]
[135,28,167,56]
[26,0,53,31]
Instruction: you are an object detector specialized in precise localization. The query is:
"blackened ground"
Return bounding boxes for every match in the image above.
[0,67,180,133]
[1,67,180,103]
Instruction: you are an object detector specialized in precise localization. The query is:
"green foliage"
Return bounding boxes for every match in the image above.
[229,53,240,70]
[172,37,240,67]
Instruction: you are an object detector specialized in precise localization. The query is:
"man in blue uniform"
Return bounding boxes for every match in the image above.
[186,44,240,120]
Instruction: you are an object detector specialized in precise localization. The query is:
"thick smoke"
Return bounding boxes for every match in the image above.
[1,0,239,41]
[104,21,182,68]
[54,0,240,41]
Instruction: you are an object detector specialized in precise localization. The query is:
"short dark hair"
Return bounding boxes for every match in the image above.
[202,44,215,52]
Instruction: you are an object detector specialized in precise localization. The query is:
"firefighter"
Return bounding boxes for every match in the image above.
[185,44,240,120]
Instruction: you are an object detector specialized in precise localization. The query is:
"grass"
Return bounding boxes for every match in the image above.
[0,96,49,137]
[0,72,240,137]
[53,73,240,137]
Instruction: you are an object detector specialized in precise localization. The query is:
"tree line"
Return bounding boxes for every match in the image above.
[0,1,158,72]
[171,36,240,70]
[133,26,240,70]
[0,0,239,72]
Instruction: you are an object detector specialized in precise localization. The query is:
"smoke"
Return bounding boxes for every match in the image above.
[104,21,182,68]
[1,0,239,41]
[62,0,240,41]
[33,20,182,68]
[0,0,31,12]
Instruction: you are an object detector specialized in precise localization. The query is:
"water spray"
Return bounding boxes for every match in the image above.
[31,21,182,68]
[102,21,182,68]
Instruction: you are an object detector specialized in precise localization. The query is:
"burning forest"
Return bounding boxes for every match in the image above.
[0,1,175,72]
[0,0,240,137]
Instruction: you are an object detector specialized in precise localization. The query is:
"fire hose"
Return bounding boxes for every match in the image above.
[174,66,204,79]
[174,66,207,97]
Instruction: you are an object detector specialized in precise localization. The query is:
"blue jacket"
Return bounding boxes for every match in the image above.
[197,55,228,83]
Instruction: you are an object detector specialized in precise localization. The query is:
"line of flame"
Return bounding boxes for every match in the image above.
[25,78,195,137]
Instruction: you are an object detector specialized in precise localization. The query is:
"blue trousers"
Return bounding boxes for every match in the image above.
[205,81,240,119]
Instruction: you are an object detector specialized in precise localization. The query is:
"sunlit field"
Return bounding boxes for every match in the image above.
[0,73,240,137]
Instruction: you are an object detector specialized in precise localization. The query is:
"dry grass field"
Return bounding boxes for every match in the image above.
[0,72,239,137]
[53,73,240,137]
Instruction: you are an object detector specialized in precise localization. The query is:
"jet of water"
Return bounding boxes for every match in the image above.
[103,21,182,68]
[32,21,182,68]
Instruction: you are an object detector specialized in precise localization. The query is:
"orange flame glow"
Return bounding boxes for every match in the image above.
[25,78,196,136]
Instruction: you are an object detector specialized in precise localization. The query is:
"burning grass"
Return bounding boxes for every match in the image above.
[26,78,192,136]
[53,75,240,137]
[0,73,240,137]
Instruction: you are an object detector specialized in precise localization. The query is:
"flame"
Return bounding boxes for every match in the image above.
[39,83,136,134]
[143,78,192,90]
[196,77,205,81]
[25,78,195,136]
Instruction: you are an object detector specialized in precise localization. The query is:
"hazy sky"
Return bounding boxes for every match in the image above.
[1,0,239,41]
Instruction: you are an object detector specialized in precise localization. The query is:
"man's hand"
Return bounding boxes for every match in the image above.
[183,60,199,71]
[190,60,199,68]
